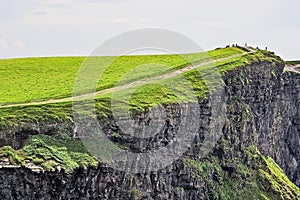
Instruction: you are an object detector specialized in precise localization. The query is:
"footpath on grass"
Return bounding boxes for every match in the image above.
[285,64,300,73]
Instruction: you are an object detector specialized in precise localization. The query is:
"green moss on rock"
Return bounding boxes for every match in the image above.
[0,146,25,166]
[22,134,98,171]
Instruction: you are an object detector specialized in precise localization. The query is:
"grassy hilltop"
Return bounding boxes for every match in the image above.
[0,47,281,126]
[0,47,244,104]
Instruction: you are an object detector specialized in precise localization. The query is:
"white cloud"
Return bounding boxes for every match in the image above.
[0,38,9,49]
[35,11,48,15]
[34,0,73,5]
[11,40,27,50]
[0,38,27,58]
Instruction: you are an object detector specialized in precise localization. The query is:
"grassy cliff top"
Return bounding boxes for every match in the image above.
[0,46,283,127]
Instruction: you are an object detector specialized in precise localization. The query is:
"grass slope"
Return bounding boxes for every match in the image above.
[0,47,244,104]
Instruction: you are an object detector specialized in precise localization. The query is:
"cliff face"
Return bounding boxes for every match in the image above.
[274,70,300,186]
[0,58,299,199]
[224,60,300,187]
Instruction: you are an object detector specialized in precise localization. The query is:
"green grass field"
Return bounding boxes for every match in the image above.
[0,47,245,104]
[285,60,300,65]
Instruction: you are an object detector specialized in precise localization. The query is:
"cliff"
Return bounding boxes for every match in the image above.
[0,50,299,199]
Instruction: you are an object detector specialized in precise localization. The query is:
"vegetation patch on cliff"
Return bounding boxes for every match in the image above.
[0,146,25,166]
[0,134,97,171]
[23,134,98,171]
[183,146,300,200]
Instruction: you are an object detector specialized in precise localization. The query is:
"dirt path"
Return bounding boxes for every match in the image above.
[0,50,255,109]
[285,64,300,73]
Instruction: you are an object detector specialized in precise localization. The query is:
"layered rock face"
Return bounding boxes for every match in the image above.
[0,58,299,199]
[223,60,300,187]
[274,71,300,186]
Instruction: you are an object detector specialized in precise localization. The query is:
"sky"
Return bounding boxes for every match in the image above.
[0,0,299,60]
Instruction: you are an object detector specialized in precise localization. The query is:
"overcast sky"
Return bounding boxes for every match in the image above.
[0,0,299,60]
